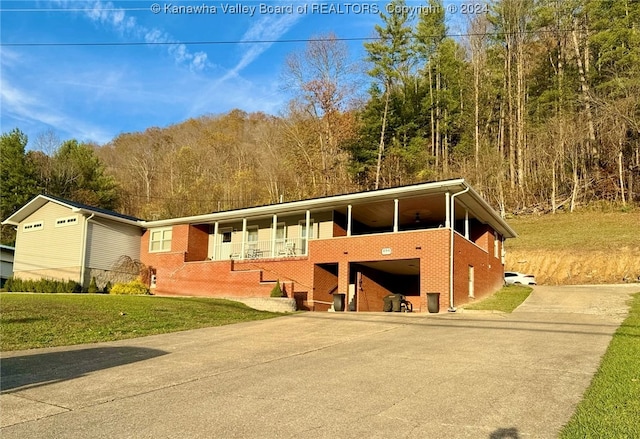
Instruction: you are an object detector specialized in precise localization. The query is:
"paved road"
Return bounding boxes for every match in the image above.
[1,284,637,438]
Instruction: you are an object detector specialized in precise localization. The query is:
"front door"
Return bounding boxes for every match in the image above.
[218,228,232,259]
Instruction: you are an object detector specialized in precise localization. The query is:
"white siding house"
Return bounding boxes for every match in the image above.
[1,195,143,289]
[0,245,14,287]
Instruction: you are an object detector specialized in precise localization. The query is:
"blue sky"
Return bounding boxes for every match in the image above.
[1,0,386,146]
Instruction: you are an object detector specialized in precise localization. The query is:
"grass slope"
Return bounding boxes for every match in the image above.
[505,210,640,284]
[0,293,282,351]
[560,292,640,438]
[506,210,639,252]
[462,285,532,312]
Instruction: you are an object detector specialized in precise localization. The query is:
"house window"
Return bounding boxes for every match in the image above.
[247,226,258,243]
[149,227,172,252]
[23,221,44,232]
[55,215,79,228]
[221,229,232,243]
[299,219,315,239]
[299,219,315,254]
[275,222,286,242]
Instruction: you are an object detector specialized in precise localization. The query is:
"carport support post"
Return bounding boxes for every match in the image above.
[464,209,469,239]
[449,186,470,312]
[347,205,352,237]
[213,222,219,259]
[241,218,247,260]
[445,192,451,228]
[305,210,311,255]
[393,199,399,232]
[271,214,277,257]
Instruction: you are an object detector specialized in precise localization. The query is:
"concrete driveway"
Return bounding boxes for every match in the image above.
[1,284,637,438]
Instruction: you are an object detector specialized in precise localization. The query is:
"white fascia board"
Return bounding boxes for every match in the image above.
[142,179,470,228]
[1,195,56,225]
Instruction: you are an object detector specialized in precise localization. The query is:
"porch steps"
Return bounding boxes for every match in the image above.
[229,260,299,298]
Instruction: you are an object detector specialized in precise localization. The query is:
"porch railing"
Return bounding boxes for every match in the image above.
[215,238,305,261]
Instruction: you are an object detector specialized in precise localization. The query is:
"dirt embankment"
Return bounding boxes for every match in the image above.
[506,247,640,285]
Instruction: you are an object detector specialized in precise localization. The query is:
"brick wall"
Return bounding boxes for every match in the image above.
[141,224,504,312]
[358,270,392,311]
[452,233,504,308]
[313,264,338,312]
[310,229,451,312]
[185,225,209,262]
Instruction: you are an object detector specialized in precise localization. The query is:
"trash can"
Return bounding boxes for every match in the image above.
[427,292,440,313]
[333,293,346,312]
[383,295,393,312]
[392,294,405,312]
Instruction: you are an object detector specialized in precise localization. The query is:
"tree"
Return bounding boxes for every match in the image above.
[364,0,414,189]
[283,33,360,195]
[0,129,39,244]
[49,140,119,209]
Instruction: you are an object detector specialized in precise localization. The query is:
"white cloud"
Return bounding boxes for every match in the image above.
[64,0,210,72]
[189,10,305,115]
[1,77,112,144]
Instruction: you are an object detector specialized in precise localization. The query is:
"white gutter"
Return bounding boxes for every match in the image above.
[448,186,470,312]
[79,213,95,288]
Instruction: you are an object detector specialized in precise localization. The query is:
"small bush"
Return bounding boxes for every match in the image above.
[103,281,112,294]
[270,280,284,298]
[110,279,150,295]
[3,277,80,293]
[88,277,98,294]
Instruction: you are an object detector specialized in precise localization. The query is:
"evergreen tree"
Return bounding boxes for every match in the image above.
[49,140,119,209]
[0,129,39,244]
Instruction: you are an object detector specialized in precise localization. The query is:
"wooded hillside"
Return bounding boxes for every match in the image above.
[2,0,638,243]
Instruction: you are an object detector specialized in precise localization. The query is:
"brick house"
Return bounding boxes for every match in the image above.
[141,179,516,312]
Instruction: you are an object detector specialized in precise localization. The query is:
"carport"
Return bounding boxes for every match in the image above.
[348,258,420,312]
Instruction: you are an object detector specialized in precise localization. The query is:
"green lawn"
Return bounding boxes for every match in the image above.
[462,285,532,312]
[559,292,640,438]
[0,293,283,351]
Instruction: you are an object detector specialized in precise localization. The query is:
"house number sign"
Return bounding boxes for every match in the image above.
[381,248,392,255]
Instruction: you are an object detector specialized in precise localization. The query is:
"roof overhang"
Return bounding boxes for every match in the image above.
[142,179,517,239]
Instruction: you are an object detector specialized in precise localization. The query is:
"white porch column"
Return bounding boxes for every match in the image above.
[347,205,352,237]
[305,210,311,255]
[464,209,469,239]
[213,222,219,259]
[393,199,399,232]
[445,192,451,228]
[271,214,278,257]
[241,218,247,260]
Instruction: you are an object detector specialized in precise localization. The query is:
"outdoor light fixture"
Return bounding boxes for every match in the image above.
[415,212,421,223]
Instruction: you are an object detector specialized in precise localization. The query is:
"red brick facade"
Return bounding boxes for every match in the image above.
[141,224,505,313]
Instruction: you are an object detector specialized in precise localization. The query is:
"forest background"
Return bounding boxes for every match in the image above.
[2,0,639,252]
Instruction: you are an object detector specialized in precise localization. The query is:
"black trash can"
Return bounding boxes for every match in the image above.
[333,293,346,312]
[392,294,405,312]
[427,292,440,313]
[383,295,393,312]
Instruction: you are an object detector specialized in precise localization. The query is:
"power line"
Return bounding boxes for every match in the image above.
[0,28,614,47]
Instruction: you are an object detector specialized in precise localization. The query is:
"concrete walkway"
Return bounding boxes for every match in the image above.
[1,284,637,438]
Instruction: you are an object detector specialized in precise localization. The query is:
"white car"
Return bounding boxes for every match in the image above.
[504,271,537,285]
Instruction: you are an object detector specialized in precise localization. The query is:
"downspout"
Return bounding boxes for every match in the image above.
[448,186,469,312]
[79,213,95,289]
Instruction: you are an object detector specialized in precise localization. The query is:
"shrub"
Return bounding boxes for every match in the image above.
[88,277,98,294]
[3,277,80,293]
[109,279,150,295]
[103,281,112,294]
[270,280,284,298]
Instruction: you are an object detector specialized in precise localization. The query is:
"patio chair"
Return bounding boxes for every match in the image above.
[278,241,296,257]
